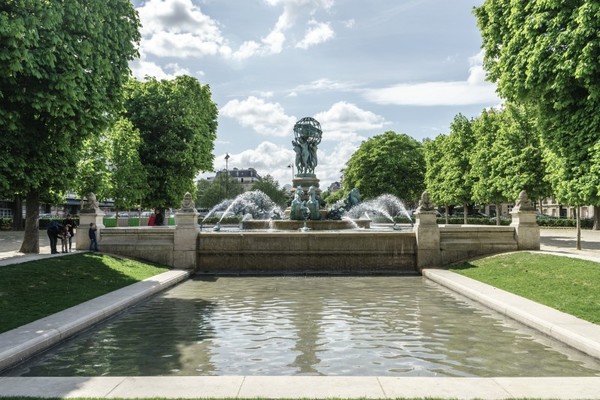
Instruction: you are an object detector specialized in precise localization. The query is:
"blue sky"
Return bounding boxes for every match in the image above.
[129,0,500,188]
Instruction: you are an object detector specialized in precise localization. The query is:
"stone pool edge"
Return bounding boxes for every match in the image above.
[0,269,190,372]
[2,268,600,399]
[423,268,600,360]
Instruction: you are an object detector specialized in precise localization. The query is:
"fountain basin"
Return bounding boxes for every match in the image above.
[241,219,371,230]
[197,230,416,275]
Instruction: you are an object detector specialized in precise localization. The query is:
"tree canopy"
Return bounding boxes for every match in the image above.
[0,0,140,252]
[123,76,218,209]
[476,0,600,207]
[342,131,425,205]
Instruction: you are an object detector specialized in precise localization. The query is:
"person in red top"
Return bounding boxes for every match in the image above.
[148,211,156,226]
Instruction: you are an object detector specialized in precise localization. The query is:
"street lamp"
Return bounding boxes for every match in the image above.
[224,153,230,198]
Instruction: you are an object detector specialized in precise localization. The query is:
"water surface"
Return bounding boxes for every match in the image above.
[8,276,600,377]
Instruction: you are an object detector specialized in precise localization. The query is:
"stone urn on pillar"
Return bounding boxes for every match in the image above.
[510,190,540,250]
[413,191,441,270]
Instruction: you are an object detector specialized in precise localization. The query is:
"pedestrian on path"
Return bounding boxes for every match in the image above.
[88,223,98,252]
[62,214,76,251]
[46,220,62,254]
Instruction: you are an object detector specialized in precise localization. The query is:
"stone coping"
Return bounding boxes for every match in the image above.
[0,270,189,372]
[423,268,600,360]
[2,258,600,398]
[1,376,600,399]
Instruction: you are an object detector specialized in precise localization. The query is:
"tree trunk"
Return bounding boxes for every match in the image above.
[11,195,23,231]
[593,205,600,230]
[496,202,501,226]
[19,191,40,253]
[463,203,468,225]
[444,203,449,224]
[576,206,581,251]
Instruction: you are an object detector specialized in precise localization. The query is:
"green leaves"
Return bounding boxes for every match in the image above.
[343,131,425,205]
[124,76,218,209]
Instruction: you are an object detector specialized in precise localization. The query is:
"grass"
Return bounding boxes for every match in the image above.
[449,252,600,324]
[0,253,169,333]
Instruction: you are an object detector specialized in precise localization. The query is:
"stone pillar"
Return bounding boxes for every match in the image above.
[173,192,200,269]
[413,191,441,270]
[76,192,105,250]
[510,190,540,250]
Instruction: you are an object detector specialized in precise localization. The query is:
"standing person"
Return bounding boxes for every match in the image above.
[60,224,69,253]
[46,220,62,254]
[88,222,98,252]
[63,214,76,251]
[154,209,164,226]
[148,211,156,226]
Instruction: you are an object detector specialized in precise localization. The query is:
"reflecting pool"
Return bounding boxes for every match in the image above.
[7,276,600,377]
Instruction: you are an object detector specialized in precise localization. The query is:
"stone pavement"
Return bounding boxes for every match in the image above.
[0,228,599,399]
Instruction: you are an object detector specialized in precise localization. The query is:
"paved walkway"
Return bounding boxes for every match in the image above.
[0,228,599,399]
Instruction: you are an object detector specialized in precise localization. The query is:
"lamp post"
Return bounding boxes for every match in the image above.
[224,153,230,199]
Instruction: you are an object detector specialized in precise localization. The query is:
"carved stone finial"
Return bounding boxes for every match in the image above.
[416,191,434,212]
[80,192,100,213]
[180,192,195,212]
[513,190,535,212]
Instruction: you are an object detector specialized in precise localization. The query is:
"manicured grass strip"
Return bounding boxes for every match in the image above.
[449,252,600,324]
[0,253,169,333]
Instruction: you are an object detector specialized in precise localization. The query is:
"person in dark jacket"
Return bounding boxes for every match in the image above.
[154,209,164,226]
[88,222,98,251]
[46,220,63,254]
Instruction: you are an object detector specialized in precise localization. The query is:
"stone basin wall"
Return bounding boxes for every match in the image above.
[197,231,417,275]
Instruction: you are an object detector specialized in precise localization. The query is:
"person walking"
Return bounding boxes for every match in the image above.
[148,211,156,226]
[154,209,164,226]
[46,220,62,254]
[88,222,98,252]
[62,214,76,251]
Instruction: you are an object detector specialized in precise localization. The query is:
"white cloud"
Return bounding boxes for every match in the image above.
[220,96,297,137]
[363,52,500,106]
[130,56,190,80]
[291,78,359,93]
[315,101,385,141]
[137,0,232,58]
[218,140,350,189]
[296,20,334,49]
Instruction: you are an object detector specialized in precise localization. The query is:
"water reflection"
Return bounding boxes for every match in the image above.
[7,277,600,377]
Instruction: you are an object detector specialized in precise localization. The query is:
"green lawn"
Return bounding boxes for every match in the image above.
[0,253,169,333]
[449,252,600,324]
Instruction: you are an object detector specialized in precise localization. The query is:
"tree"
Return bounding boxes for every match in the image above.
[423,134,452,222]
[106,118,148,214]
[124,76,218,211]
[470,105,551,224]
[0,1,140,252]
[439,114,474,224]
[72,136,112,203]
[476,0,600,241]
[342,131,425,205]
[251,175,288,208]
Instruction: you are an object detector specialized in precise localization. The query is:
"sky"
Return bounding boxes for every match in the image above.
[129,0,501,189]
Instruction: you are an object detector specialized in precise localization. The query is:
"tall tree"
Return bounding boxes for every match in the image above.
[106,118,148,214]
[470,108,506,224]
[124,76,218,211]
[440,114,474,224]
[0,1,140,252]
[72,136,112,203]
[476,0,600,240]
[342,131,425,205]
[423,134,452,221]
